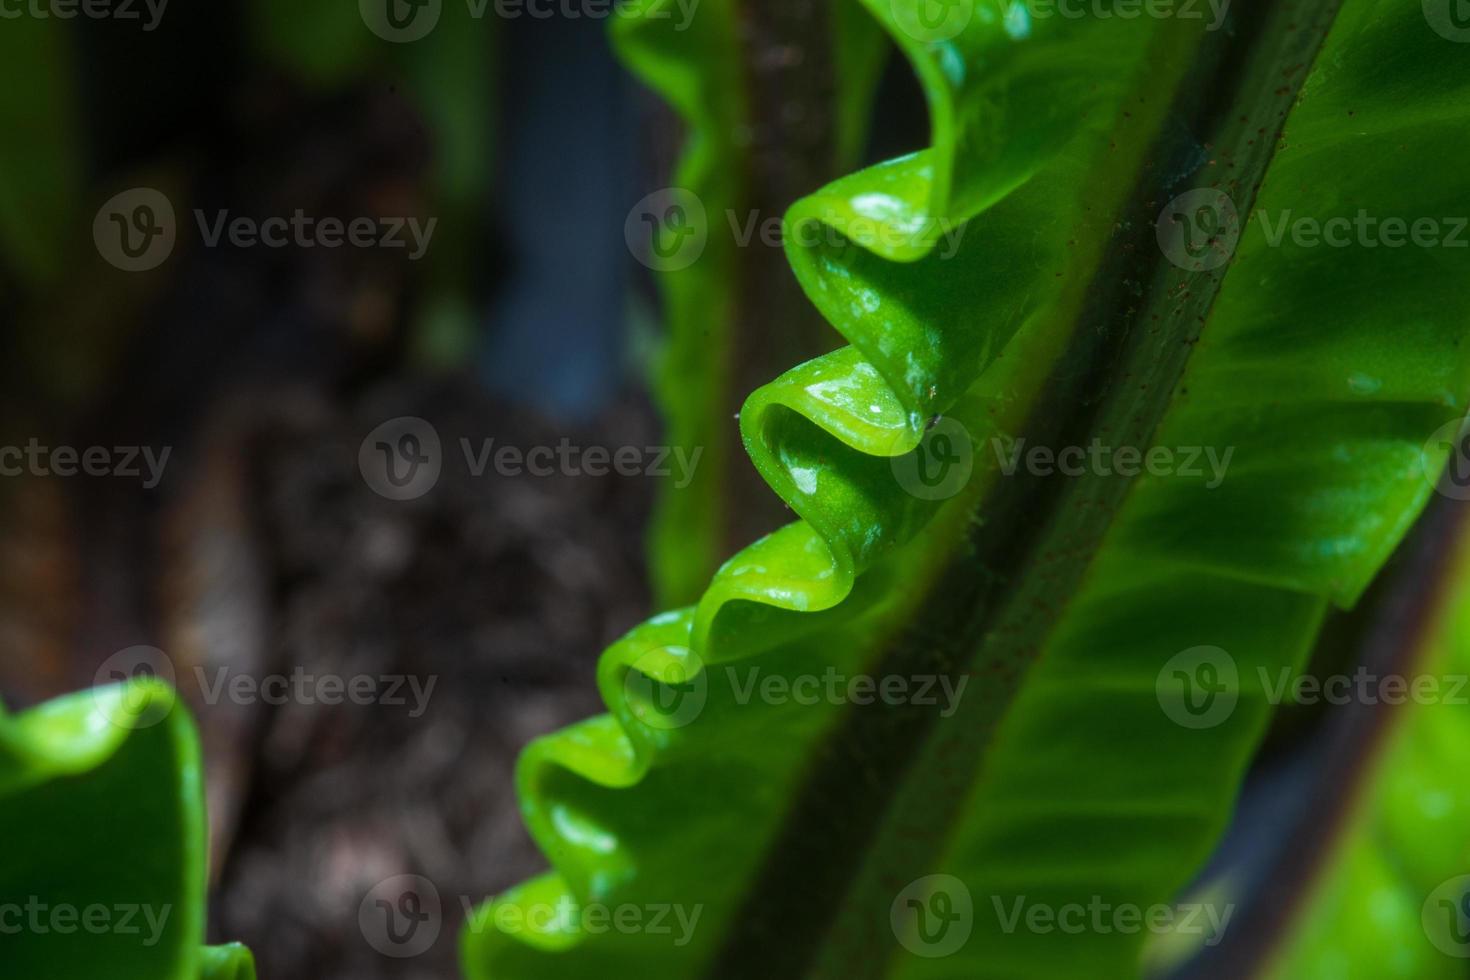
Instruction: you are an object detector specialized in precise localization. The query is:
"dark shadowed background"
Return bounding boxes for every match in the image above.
[2,6,650,979]
[0,2,933,977]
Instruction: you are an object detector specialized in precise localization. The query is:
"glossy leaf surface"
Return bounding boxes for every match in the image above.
[465,1,1470,977]
[0,681,255,979]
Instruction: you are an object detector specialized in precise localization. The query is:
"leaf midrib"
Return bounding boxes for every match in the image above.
[708,3,1347,977]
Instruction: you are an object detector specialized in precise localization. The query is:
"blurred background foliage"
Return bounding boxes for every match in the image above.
[13,2,1454,978]
[0,2,925,977]
[0,5,629,978]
